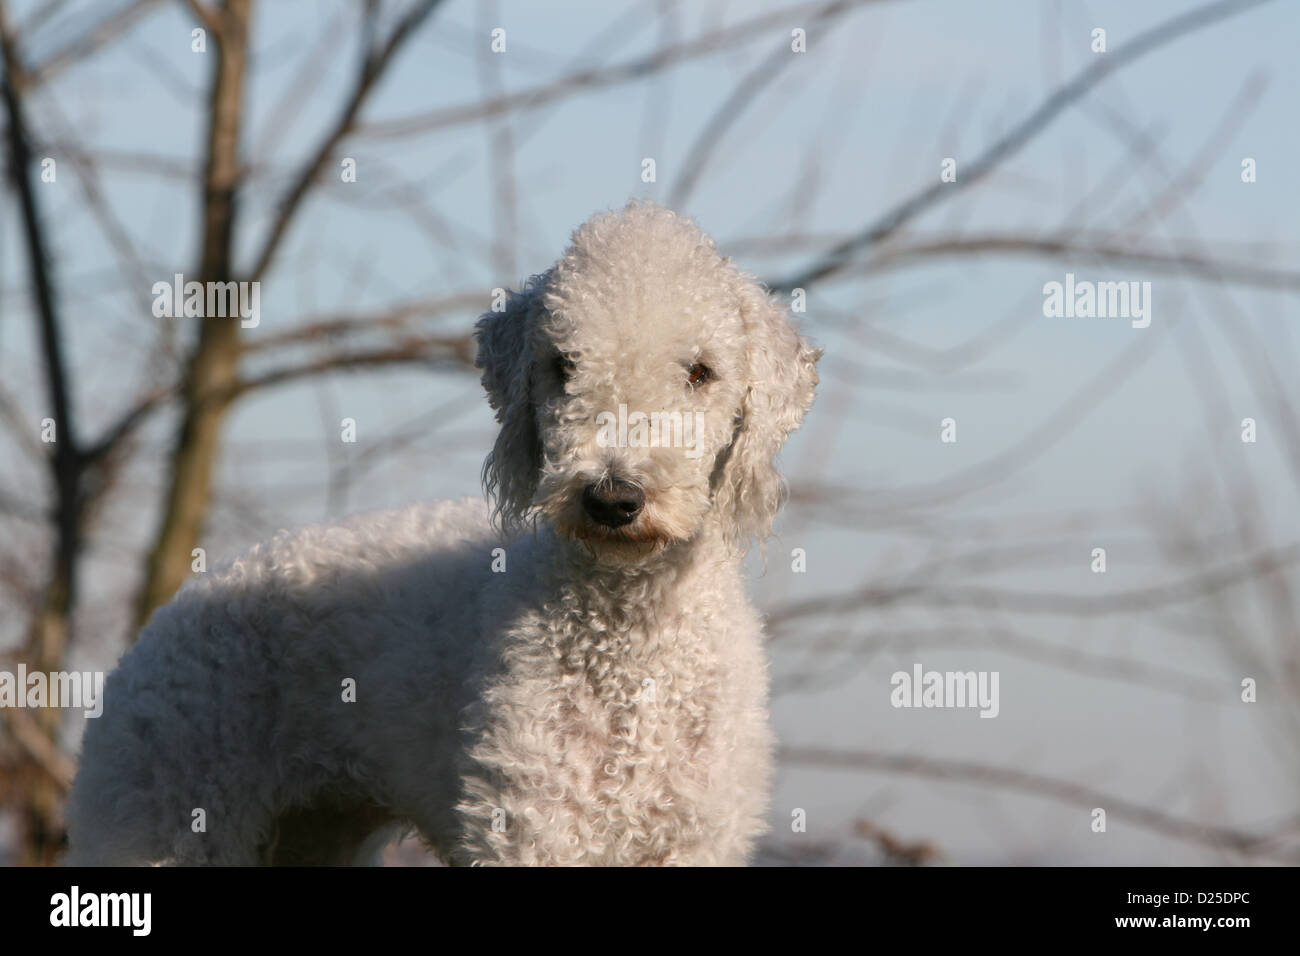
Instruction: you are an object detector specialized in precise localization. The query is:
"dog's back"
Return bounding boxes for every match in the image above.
[66,498,503,865]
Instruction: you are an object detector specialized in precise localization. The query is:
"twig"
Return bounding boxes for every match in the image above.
[782,746,1300,862]
[360,0,887,140]
[247,0,446,281]
[21,0,165,88]
[771,0,1277,292]
[669,0,858,207]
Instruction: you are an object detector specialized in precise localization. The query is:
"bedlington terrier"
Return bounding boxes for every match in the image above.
[66,200,820,866]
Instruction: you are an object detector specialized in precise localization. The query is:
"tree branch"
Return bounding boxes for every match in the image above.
[781,746,1300,862]
[246,0,445,281]
[21,0,166,88]
[360,0,882,140]
[771,0,1277,293]
[669,0,857,207]
[856,234,1300,292]
[767,542,1300,624]
[229,334,476,399]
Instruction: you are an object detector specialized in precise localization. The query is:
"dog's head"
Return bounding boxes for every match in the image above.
[476,201,819,561]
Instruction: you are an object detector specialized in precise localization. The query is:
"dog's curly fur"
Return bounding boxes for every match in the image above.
[66,201,820,866]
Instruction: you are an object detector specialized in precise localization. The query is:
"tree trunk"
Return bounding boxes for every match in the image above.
[2,12,83,865]
[133,0,250,633]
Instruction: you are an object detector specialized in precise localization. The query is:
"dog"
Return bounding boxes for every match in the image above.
[66,200,820,865]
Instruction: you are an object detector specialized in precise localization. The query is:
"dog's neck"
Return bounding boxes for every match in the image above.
[506,520,751,696]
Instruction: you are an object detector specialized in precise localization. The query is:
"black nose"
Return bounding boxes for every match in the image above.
[582,481,645,528]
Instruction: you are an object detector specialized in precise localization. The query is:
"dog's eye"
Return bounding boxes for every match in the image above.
[553,354,575,383]
[687,363,712,387]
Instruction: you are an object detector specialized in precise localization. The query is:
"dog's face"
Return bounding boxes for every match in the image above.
[531,257,751,556]
[476,202,819,561]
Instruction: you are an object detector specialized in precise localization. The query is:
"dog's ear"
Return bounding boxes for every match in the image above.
[713,273,821,549]
[476,273,549,530]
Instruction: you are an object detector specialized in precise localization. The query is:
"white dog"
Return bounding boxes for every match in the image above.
[66,201,820,866]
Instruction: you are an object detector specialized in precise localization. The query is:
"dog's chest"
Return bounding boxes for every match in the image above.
[479,604,738,861]
[554,620,729,857]
[457,566,767,864]
[554,611,722,760]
